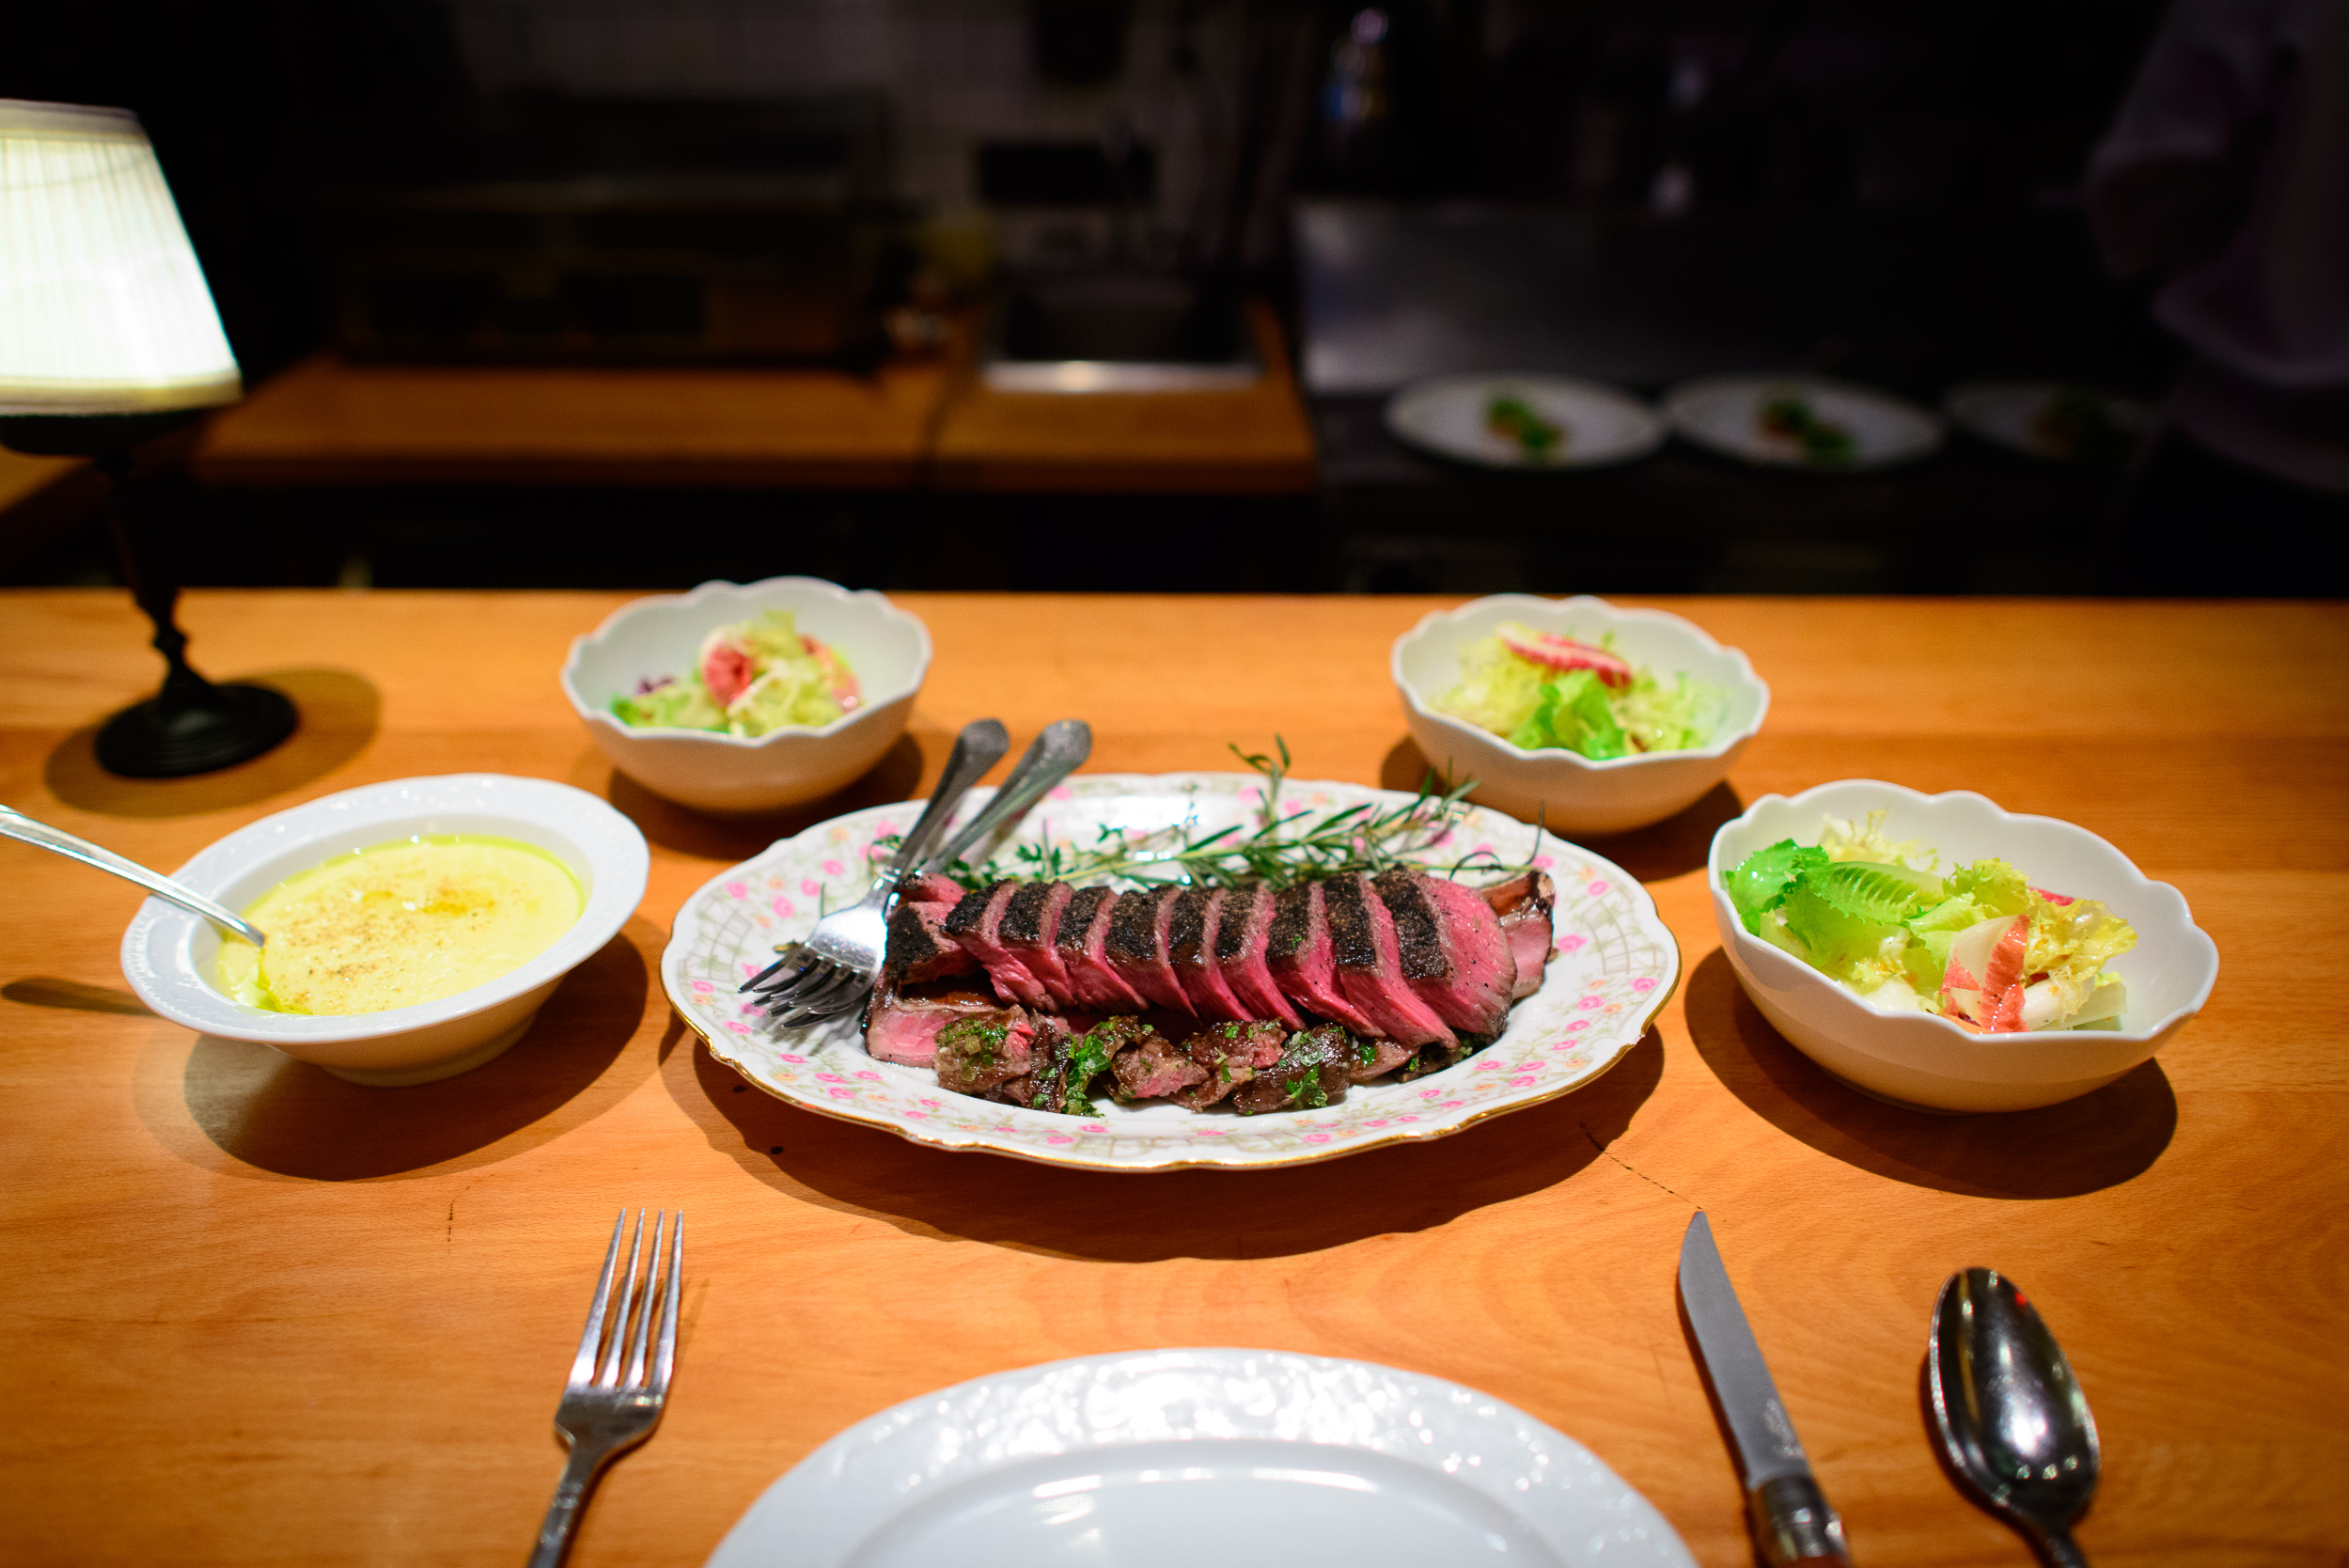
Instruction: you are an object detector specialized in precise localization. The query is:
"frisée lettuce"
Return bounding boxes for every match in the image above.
[1438,621,1726,760]
[1723,812,2136,1033]
[611,610,860,738]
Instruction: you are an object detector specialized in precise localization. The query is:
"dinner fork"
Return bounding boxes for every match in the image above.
[748,717,1092,1025]
[740,717,1009,1021]
[528,1211,683,1568]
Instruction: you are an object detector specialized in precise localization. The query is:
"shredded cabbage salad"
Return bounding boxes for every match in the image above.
[1723,813,2137,1033]
[1437,620,1726,760]
[611,610,859,737]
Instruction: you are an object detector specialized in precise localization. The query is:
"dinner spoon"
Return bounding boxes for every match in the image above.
[1927,1267,2100,1568]
[1,802,265,946]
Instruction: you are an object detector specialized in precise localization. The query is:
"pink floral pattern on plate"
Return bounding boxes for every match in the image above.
[660,774,1679,1172]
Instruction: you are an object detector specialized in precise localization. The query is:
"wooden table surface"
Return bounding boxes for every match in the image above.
[188,304,1315,494]
[1,589,2341,1568]
[191,358,950,490]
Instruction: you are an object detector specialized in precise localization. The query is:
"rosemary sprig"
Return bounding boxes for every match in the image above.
[909,736,1531,891]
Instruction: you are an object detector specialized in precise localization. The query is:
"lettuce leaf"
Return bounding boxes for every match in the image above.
[1724,840,1829,933]
[1437,635,1549,738]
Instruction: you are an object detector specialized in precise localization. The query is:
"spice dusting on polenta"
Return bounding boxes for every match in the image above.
[216,836,583,1015]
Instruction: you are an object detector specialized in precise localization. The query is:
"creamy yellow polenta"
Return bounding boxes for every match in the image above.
[217,836,584,1015]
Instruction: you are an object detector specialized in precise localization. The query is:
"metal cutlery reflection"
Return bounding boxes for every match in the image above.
[922,717,1091,875]
[2,802,264,945]
[1928,1268,2100,1568]
[744,717,1008,1022]
[528,1210,683,1568]
[1677,1213,1854,1566]
[749,718,1092,1026]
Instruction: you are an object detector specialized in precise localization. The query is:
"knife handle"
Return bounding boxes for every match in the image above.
[1748,1475,1852,1566]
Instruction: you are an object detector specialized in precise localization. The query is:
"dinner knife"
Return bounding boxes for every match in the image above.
[1678,1212,1854,1566]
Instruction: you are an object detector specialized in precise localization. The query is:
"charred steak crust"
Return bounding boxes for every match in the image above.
[1320,875,1379,970]
[1104,889,1165,963]
[1167,887,1211,964]
[1214,884,1263,962]
[1263,886,1312,959]
[942,883,1006,937]
[883,901,947,975]
[1371,866,1448,980]
[998,882,1055,945]
[1056,886,1115,952]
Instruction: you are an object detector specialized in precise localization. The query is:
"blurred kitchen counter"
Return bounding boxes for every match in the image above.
[931,301,1314,494]
[190,302,1314,495]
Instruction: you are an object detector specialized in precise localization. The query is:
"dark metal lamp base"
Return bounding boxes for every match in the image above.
[96,682,299,778]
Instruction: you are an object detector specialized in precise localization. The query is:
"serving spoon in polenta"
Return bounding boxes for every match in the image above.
[2,802,263,946]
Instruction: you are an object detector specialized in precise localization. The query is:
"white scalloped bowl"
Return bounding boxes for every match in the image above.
[119,775,649,1086]
[1393,594,1768,834]
[561,576,931,814]
[1707,780,2218,1113]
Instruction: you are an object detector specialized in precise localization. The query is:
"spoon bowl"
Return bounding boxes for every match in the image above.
[1928,1268,2100,1567]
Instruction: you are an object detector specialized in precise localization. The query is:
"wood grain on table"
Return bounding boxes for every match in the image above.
[0,590,2342,1568]
[191,359,949,489]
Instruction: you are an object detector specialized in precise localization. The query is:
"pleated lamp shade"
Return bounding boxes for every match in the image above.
[0,99,241,416]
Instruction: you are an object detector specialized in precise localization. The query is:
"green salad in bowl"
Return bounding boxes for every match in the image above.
[1724,813,2137,1033]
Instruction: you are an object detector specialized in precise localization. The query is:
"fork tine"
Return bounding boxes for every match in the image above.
[750,957,834,1004]
[760,960,852,1018]
[751,945,836,992]
[596,1211,648,1388]
[739,945,812,993]
[567,1212,627,1388]
[767,967,865,1026]
[653,1214,682,1394]
[623,1211,665,1388]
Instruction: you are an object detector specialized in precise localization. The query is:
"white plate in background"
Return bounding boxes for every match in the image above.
[1943,381,2156,462]
[1385,373,1665,469]
[1664,374,1942,471]
[705,1348,1695,1568]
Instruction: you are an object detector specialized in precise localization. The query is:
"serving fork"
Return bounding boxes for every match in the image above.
[528,1211,683,1568]
[740,717,1008,1023]
[745,717,1092,1024]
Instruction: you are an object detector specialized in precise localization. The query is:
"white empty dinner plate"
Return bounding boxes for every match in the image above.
[1943,380,2156,462]
[704,1349,1694,1568]
[1663,374,1941,471]
[1385,373,1664,469]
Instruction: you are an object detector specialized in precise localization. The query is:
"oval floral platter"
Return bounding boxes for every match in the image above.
[662,773,1680,1171]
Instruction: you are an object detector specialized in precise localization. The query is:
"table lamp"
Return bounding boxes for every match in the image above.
[0,97,295,776]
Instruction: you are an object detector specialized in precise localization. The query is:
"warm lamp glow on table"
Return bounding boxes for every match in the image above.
[0,97,295,776]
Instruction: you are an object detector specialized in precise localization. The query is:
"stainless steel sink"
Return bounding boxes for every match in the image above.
[980,273,1262,391]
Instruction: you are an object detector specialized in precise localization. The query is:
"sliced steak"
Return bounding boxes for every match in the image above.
[1230,1023,1355,1115]
[1109,1023,1210,1102]
[869,989,1026,1070]
[1348,1036,1417,1082]
[900,871,969,906]
[1325,874,1456,1049]
[1211,884,1305,1027]
[1263,883,1378,1034]
[1380,868,1516,1037]
[933,1010,1040,1095]
[1168,887,1250,1020]
[879,896,978,986]
[1104,886,1192,1012]
[1481,870,1558,999]
[1173,1019,1289,1108]
[994,1014,1076,1109]
[1055,885,1151,1011]
[943,880,1054,1009]
[998,880,1076,999]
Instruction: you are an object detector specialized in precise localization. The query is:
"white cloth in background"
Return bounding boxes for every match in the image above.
[2088,0,2349,493]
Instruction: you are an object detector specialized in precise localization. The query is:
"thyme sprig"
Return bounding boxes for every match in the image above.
[913,736,1533,892]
